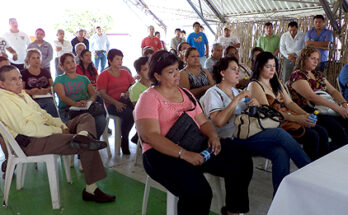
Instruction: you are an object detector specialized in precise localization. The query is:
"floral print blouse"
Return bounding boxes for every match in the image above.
[288,70,327,110]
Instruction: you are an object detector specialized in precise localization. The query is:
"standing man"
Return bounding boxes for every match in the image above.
[187,22,209,66]
[204,43,223,76]
[181,30,187,41]
[141,25,163,53]
[71,29,89,55]
[279,21,305,83]
[90,26,110,73]
[53,29,72,77]
[257,22,280,57]
[155,31,167,51]
[0,37,17,61]
[171,28,185,51]
[27,28,53,72]
[305,15,333,72]
[217,26,240,49]
[3,18,30,71]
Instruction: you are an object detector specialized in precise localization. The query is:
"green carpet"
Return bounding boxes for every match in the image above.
[0,162,218,215]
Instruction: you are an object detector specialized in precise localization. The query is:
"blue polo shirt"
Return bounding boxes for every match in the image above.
[304,28,333,62]
[187,32,208,57]
[339,64,348,101]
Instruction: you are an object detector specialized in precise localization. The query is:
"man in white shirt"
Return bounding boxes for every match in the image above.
[53,29,73,77]
[0,37,17,62]
[3,18,29,71]
[90,26,110,73]
[279,21,305,83]
[216,26,240,49]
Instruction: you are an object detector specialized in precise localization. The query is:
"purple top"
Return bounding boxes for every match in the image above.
[21,68,52,90]
[304,28,333,62]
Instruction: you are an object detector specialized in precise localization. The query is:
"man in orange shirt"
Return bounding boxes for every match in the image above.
[141,25,163,53]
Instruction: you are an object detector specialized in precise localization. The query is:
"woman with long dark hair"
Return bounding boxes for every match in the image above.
[248,52,329,160]
[76,49,98,86]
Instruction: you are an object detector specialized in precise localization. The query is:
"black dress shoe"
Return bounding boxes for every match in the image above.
[71,135,107,151]
[82,188,116,203]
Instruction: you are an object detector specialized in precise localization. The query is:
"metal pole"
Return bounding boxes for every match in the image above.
[186,0,216,35]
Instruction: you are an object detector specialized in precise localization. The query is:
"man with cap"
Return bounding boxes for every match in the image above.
[27,28,53,72]
[217,25,240,50]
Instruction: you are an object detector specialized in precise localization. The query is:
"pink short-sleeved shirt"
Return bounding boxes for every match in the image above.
[134,87,203,153]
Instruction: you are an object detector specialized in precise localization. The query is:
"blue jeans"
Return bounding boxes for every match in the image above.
[232,128,311,194]
[94,52,106,72]
[35,98,59,118]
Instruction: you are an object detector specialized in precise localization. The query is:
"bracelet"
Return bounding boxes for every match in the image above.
[178,148,183,159]
[341,101,347,106]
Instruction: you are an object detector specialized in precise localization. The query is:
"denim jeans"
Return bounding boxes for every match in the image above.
[232,128,311,194]
[94,52,107,72]
[34,98,59,118]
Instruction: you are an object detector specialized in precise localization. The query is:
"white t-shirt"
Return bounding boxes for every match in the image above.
[217,35,240,48]
[3,31,30,64]
[200,85,247,139]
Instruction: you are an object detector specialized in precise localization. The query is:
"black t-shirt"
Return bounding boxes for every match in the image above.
[71,37,89,55]
[21,68,52,90]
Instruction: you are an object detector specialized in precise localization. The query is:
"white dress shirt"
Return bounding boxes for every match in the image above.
[3,31,30,64]
[53,40,72,57]
[90,34,110,53]
[280,31,305,59]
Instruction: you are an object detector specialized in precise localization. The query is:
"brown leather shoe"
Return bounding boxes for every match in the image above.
[82,188,116,203]
[71,135,107,151]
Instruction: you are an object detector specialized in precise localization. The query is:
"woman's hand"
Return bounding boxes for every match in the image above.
[236,90,251,101]
[180,150,204,166]
[76,100,87,107]
[208,136,221,155]
[294,114,314,127]
[337,106,348,119]
[248,98,260,107]
[114,101,126,112]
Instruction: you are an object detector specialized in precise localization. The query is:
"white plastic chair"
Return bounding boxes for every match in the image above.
[142,174,224,215]
[0,121,72,210]
[133,134,142,166]
[102,112,122,158]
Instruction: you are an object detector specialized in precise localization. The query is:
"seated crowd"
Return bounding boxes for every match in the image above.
[0,14,347,215]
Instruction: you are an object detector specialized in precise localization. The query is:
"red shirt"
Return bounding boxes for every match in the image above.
[76,64,98,86]
[141,36,163,52]
[96,69,134,104]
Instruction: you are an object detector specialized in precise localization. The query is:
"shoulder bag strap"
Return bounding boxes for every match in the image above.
[181,88,197,112]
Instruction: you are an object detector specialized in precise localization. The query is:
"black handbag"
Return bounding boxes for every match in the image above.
[165,88,207,153]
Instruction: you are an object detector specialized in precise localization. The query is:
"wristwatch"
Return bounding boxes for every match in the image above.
[178,148,183,159]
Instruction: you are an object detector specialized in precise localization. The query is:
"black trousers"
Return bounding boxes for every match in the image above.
[143,138,253,215]
[296,125,329,160]
[317,115,348,151]
[107,98,134,145]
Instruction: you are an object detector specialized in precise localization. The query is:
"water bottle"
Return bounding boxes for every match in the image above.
[308,110,319,124]
[244,97,250,106]
[200,147,215,162]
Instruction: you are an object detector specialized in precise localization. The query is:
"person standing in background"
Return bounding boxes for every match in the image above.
[53,29,72,77]
[3,18,29,71]
[141,25,163,53]
[155,31,167,51]
[171,28,185,51]
[91,26,110,73]
[187,22,209,66]
[257,22,280,57]
[0,37,17,62]
[217,26,240,49]
[71,29,89,55]
[305,15,333,73]
[27,28,53,72]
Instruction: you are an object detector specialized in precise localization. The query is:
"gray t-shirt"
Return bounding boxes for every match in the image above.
[204,56,218,77]
[200,85,247,139]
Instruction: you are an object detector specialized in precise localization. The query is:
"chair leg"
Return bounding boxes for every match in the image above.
[142,175,152,215]
[114,117,122,155]
[264,159,270,170]
[16,163,27,190]
[133,139,141,166]
[46,156,61,209]
[3,156,16,208]
[103,117,112,158]
[62,156,72,184]
[167,191,178,215]
[213,177,224,210]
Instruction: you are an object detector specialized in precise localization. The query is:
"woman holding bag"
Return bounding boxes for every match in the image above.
[135,51,253,215]
[288,46,348,151]
[248,52,329,160]
[200,56,310,195]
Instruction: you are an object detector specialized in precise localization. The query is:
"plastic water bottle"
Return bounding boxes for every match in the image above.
[200,147,215,162]
[308,110,319,124]
[244,97,250,106]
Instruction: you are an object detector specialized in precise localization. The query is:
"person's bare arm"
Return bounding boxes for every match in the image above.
[273,48,280,56]
[306,40,330,50]
[86,83,97,102]
[99,89,126,112]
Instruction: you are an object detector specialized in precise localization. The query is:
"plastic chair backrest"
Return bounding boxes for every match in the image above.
[0,121,27,158]
[337,77,343,94]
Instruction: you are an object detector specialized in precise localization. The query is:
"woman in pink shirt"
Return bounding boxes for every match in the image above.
[134,51,253,215]
[97,49,134,154]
